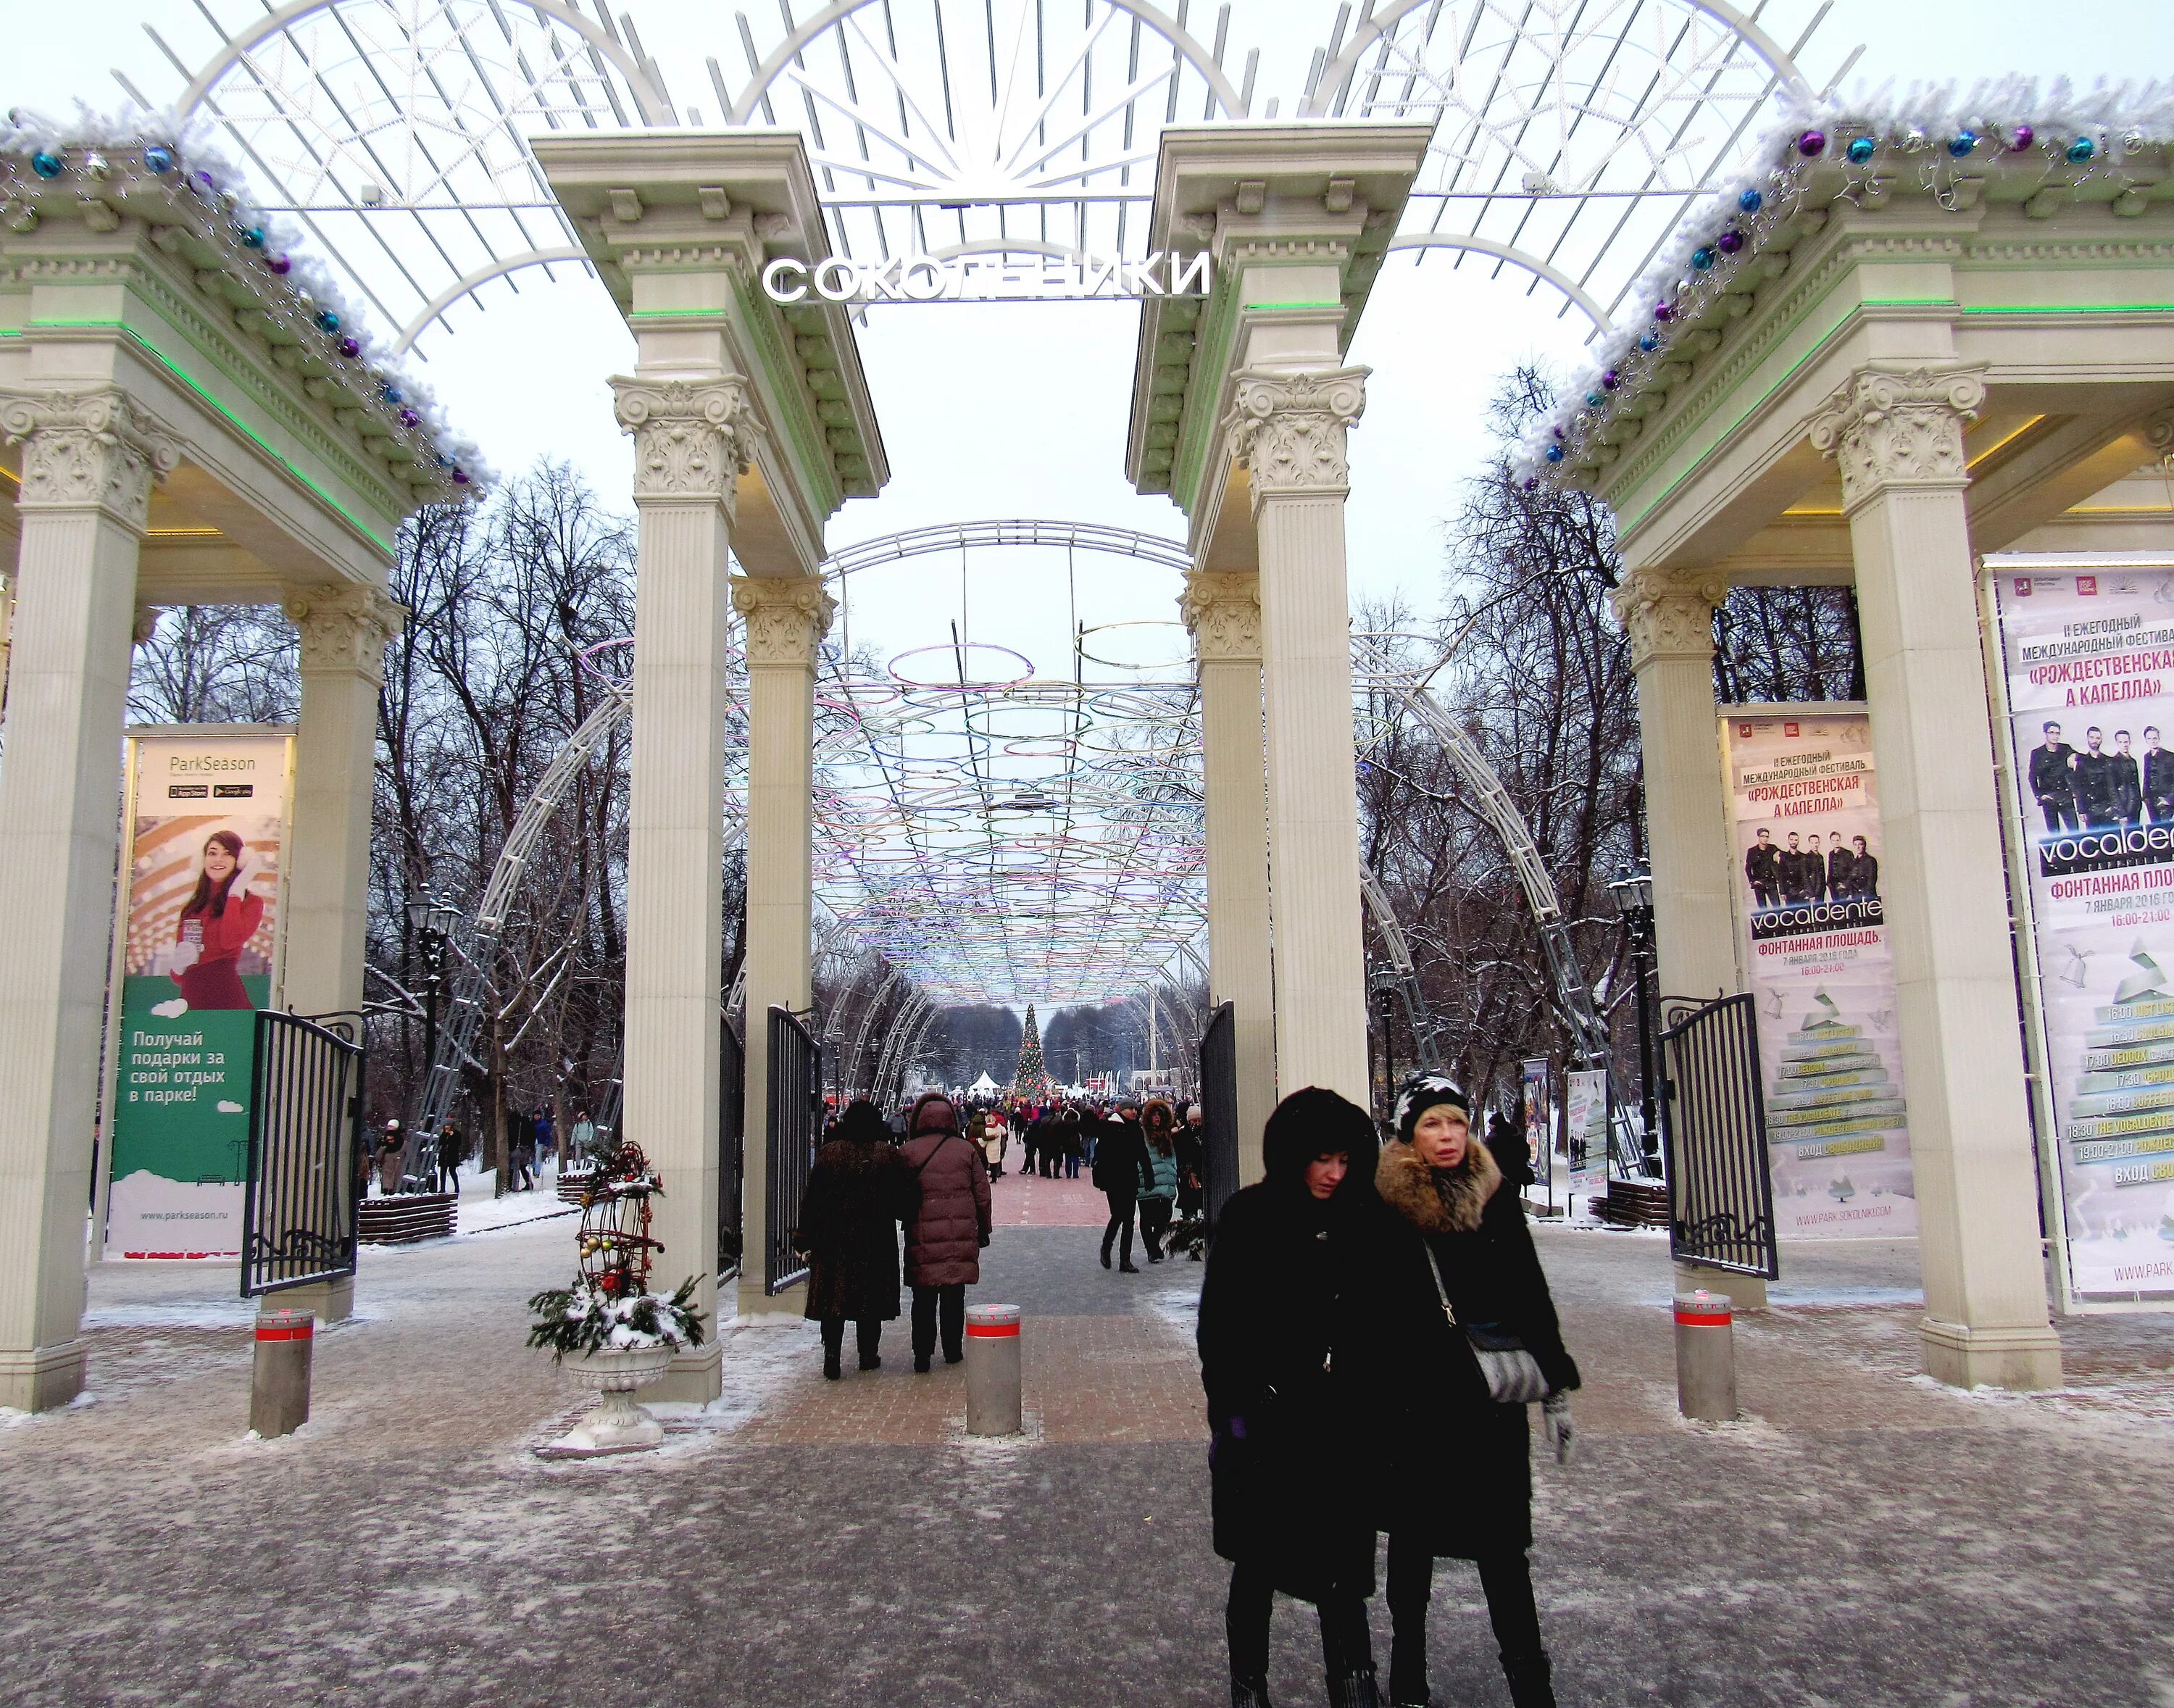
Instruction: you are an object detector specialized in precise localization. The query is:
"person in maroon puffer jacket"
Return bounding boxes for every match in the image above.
[899,1092,993,1372]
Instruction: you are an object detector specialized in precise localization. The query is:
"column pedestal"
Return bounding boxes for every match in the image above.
[1813,366,2062,1390]
[0,389,175,1410]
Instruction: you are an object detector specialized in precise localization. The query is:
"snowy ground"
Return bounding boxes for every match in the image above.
[5,1220,2174,1705]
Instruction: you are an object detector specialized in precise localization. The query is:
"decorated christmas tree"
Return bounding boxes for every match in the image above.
[1012,1003,1052,1093]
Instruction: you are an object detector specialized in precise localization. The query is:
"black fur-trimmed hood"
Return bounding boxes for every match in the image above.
[1376,1136,1502,1235]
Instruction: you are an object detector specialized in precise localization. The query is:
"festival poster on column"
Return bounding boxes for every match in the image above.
[1993,568,2174,1302]
[1722,712,1916,1239]
[106,733,291,1259]
[1521,1057,1552,1195]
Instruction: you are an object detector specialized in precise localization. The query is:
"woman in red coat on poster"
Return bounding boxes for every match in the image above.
[170,830,264,1011]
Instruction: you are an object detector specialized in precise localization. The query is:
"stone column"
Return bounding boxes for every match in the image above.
[1182,570,1275,1182]
[1810,365,2062,1390]
[732,572,832,1322]
[0,388,176,1411]
[278,583,401,1325]
[1612,570,1763,1304]
[614,376,757,1399]
[1225,368,1370,1104]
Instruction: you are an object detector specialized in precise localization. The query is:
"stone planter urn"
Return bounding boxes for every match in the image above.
[551,1342,675,1454]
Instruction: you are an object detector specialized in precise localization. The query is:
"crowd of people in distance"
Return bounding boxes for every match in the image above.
[790,1071,1576,1708]
[361,1104,600,1199]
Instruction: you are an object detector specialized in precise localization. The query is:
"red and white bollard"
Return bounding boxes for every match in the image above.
[251,1307,315,1438]
[964,1302,1023,1436]
[1673,1288,1738,1422]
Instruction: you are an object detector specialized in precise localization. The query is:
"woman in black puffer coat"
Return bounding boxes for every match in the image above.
[795,1099,909,1380]
[1349,1072,1579,1708]
[1198,1087,1381,1708]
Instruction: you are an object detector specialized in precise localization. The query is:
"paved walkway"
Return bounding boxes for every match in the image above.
[6,1218,2174,1706]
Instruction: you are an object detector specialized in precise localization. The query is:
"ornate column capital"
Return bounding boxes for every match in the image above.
[1223,367,1367,507]
[283,584,407,683]
[1807,365,1988,513]
[611,375,763,512]
[1610,570,1727,673]
[0,388,181,533]
[1180,569,1262,662]
[731,574,835,668]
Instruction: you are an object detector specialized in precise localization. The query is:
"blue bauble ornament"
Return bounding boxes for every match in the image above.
[1738,188,1763,214]
[1846,136,1875,164]
[1544,444,1565,465]
[1585,390,1604,407]
[316,310,341,333]
[1948,130,1978,157]
[382,385,402,404]
[2067,136,2096,162]
[1638,333,1660,353]
[241,227,265,249]
[30,151,62,179]
[143,144,174,174]
[1691,246,1717,271]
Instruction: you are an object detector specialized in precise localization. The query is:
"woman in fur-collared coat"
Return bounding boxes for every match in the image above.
[1198,1087,1382,1708]
[1352,1072,1579,1708]
[796,1099,909,1380]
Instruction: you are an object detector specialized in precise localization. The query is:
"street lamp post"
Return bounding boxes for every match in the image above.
[404,893,463,1123]
[1607,869,1661,1167]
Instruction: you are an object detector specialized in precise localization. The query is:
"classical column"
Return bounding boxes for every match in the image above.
[0,388,176,1411]
[732,572,832,1321]
[1810,364,2062,1390]
[1612,570,1763,1304]
[278,584,401,1325]
[614,375,756,1398]
[1182,570,1275,1182]
[1224,368,1370,1104]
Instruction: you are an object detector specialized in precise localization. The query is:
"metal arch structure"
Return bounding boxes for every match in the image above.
[822,518,1194,582]
[390,246,594,354]
[1383,233,1615,336]
[1360,859,1444,1062]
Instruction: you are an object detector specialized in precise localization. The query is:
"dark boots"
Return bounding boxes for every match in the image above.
[1325,1668,1381,1708]
[1502,1654,1556,1708]
[1230,1677,1272,1708]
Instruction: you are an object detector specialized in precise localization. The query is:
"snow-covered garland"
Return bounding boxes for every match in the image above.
[0,104,486,496]
[527,1274,707,1361]
[1520,77,2174,487]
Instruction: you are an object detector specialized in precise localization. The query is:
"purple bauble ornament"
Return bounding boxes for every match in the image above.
[451,467,470,486]
[399,408,420,428]
[1653,301,1675,322]
[1602,369,1620,391]
[338,336,360,358]
[1717,228,1744,255]
[267,254,291,275]
[1796,128,1826,157]
[1523,476,1538,491]
[2008,123,2035,151]
[196,169,217,191]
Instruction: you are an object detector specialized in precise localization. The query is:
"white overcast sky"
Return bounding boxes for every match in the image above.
[11,0,2163,678]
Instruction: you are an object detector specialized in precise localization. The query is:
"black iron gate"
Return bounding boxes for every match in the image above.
[720,1015,745,1284]
[765,1005,820,1295]
[241,1010,365,1297]
[1658,992,1778,1279]
[1198,1001,1239,1234]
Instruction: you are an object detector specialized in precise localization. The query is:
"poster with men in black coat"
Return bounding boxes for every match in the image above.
[1723,712,1915,1241]
[1994,568,2174,1306]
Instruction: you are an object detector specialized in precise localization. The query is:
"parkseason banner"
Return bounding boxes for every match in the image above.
[1993,567,2174,1303]
[1722,712,1915,1240]
[1563,1067,1607,1214]
[106,733,291,1258]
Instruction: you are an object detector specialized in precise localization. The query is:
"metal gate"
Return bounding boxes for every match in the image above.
[241,1010,365,1297]
[1198,1001,1239,1233]
[765,1005,820,1295]
[720,1016,745,1284]
[1658,992,1778,1280]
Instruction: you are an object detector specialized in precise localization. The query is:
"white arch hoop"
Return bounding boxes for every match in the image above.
[1384,234,1616,335]
[392,246,594,354]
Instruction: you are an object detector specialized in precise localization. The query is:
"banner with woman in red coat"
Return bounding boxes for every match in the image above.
[105,732,291,1259]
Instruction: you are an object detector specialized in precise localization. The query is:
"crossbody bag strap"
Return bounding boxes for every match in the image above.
[1422,1241,1458,1326]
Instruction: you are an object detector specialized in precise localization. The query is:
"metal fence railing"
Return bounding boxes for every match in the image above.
[720,1015,745,1284]
[765,1006,820,1296]
[1659,992,1779,1280]
[1198,1001,1239,1236]
[242,1009,365,1297]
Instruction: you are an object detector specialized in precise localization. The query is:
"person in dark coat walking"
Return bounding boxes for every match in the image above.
[899,1093,992,1372]
[1094,1102,1149,1271]
[796,1099,909,1380]
[1199,1086,1381,1708]
[1484,1107,1533,1191]
[1352,1072,1579,1708]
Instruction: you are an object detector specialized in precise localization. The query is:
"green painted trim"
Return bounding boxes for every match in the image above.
[730,271,841,515]
[28,317,398,554]
[1241,300,1341,311]
[1617,299,1863,538]
[628,307,728,320]
[1962,302,2174,314]
[1172,282,1240,512]
[1859,296,1959,307]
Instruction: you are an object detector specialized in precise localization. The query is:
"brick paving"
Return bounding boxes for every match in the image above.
[993,1165,1112,1226]
[7,1217,2174,1706]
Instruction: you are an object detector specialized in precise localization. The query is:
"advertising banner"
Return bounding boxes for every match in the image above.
[1563,1067,1608,1212]
[1521,1057,1552,1197]
[106,732,291,1258]
[1722,711,1916,1240]
[1991,567,2174,1304]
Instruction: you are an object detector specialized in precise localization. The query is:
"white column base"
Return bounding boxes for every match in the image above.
[735,1276,807,1325]
[1674,1261,1766,1312]
[279,1275,354,1326]
[0,1338,86,1412]
[1920,1317,2064,1391]
[644,1337,725,1405]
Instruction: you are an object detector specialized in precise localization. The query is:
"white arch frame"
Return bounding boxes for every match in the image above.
[1384,234,1616,336]
[391,246,594,354]
[175,0,677,126]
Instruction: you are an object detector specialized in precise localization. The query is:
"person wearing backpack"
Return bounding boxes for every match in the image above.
[899,1093,992,1372]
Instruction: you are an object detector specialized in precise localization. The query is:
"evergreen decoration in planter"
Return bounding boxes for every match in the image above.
[526,1273,707,1364]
